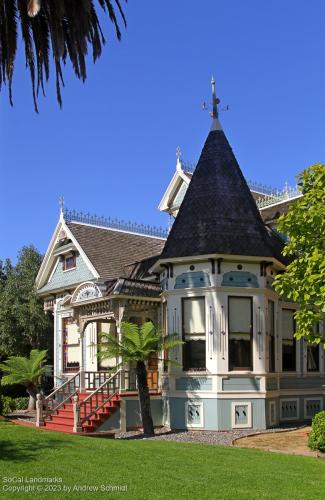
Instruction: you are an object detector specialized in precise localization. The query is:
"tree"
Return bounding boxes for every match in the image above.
[0,246,52,360]
[274,164,325,345]
[0,349,49,410]
[0,0,126,111]
[98,321,183,436]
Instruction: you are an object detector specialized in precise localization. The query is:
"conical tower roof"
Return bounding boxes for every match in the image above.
[161,106,285,263]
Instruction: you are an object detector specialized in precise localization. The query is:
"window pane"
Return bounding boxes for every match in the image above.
[282,309,294,340]
[183,298,205,334]
[229,297,251,333]
[307,345,319,372]
[229,297,252,370]
[281,310,296,371]
[183,340,206,371]
[182,298,206,371]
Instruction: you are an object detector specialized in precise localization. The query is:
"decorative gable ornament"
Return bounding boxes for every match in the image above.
[71,282,102,303]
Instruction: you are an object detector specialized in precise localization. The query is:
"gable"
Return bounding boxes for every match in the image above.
[38,254,95,294]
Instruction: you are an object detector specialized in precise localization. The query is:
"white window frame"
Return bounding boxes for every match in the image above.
[304,397,323,419]
[185,401,203,428]
[280,398,299,421]
[268,400,276,426]
[231,401,252,429]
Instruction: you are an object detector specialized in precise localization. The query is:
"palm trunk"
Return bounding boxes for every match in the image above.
[136,360,154,436]
[26,384,37,411]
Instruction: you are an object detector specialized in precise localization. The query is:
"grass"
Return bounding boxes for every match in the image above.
[0,421,324,499]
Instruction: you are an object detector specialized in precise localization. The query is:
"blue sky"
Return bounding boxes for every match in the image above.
[1,0,324,262]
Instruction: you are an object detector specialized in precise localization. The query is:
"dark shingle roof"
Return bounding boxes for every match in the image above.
[110,278,161,298]
[67,222,165,280]
[160,129,286,263]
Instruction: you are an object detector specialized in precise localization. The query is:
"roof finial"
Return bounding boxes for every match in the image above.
[211,75,220,119]
[176,145,182,171]
[210,76,222,131]
[59,195,65,218]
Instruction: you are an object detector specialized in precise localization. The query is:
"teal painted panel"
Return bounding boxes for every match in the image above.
[266,378,278,391]
[175,377,212,391]
[174,271,211,289]
[218,399,266,431]
[280,377,325,390]
[169,398,218,430]
[222,377,260,391]
[169,397,266,430]
[125,399,163,428]
[265,398,279,427]
[39,255,95,293]
[221,271,259,288]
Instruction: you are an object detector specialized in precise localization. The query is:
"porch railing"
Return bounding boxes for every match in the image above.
[85,370,159,392]
[42,371,80,419]
[78,369,121,428]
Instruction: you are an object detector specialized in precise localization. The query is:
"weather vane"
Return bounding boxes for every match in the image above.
[202,76,229,115]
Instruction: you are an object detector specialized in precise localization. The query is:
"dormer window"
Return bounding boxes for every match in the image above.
[63,253,76,271]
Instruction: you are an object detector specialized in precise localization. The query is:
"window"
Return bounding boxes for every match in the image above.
[307,323,320,372]
[97,321,117,370]
[281,309,296,371]
[228,297,252,371]
[307,344,320,372]
[63,253,76,271]
[267,301,275,372]
[62,317,80,372]
[182,297,206,371]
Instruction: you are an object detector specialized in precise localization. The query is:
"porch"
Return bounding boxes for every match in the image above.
[36,368,161,434]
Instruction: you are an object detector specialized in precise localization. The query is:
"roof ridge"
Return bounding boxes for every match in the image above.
[64,209,167,240]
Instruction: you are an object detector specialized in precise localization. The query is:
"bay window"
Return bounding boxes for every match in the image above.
[182,297,206,371]
[228,297,253,371]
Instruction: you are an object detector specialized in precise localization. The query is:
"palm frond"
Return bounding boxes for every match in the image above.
[0,0,127,110]
[0,348,48,387]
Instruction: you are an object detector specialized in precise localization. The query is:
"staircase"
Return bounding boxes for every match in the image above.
[44,393,121,434]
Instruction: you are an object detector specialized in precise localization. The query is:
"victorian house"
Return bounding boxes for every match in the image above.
[36,83,325,433]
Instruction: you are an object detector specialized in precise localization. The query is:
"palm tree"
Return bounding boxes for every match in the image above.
[0,1,126,111]
[98,321,183,436]
[0,349,50,411]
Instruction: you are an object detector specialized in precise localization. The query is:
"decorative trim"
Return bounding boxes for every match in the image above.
[269,400,276,426]
[280,398,299,421]
[185,401,203,428]
[231,401,252,429]
[64,208,168,239]
[304,397,323,419]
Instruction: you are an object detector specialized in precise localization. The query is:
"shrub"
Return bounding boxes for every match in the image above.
[0,396,29,415]
[14,397,29,411]
[1,396,15,415]
[308,411,325,452]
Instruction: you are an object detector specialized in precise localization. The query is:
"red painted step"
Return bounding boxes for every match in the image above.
[43,393,120,434]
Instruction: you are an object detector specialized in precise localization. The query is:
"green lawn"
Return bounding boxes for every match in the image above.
[0,421,324,499]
